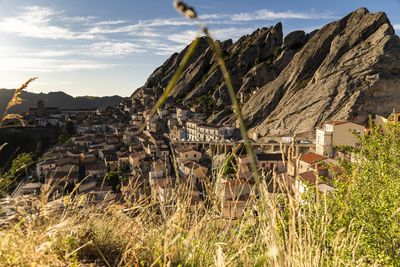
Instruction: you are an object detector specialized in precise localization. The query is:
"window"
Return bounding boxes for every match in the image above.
[194,154,196,158]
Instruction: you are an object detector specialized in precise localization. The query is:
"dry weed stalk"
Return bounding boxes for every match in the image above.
[0,77,38,127]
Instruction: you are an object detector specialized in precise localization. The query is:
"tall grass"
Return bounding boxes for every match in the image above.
[0,174,364,266]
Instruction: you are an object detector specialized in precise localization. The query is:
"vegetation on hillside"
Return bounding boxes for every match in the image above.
[0,152,34,197]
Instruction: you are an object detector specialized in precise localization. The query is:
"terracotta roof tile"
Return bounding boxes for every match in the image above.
[300,153,327,165]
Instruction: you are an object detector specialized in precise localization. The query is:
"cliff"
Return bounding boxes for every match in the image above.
[133,8,400,136]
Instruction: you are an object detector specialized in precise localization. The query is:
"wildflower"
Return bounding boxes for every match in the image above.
[173,0,197,19]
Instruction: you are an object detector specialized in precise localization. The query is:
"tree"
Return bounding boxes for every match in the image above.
[59,121,76,144]
[327,123,400,265]
[65,121,76,136]
[105,171,125,192]
[0,152,34,195]
[8,152,34,177]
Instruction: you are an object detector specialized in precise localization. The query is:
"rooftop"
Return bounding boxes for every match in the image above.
[298,171,317,184]
[256,152,285,161]
[300,153,327,165]
[325,120,348,126]
[175,147,199,154]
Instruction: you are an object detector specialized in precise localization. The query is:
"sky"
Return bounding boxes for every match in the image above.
[0,0,399,97]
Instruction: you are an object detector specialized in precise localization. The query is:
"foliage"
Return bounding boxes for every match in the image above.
[197,87,217,117]
[221,152,236,177]
[0,152,34,195]
[326,123,400,265]
[105,171,127,192]
[333,144,356,154]
[59,121,76,144]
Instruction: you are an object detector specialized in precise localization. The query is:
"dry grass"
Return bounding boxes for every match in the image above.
[0,77,37,127]
[0,177,365,266]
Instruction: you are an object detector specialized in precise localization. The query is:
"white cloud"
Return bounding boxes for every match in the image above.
[393,24,400,30]
[139,40,185,55]
[200,9,336,22]
[0,5,336,42]
[211,27,257,40]
[88,42,146,56]
[93,20,127,26]
[168,27,255,44]
[231,9,337,21]
[18,49,76,57]
[59,15,96,23]
[168,30,199,44]
[14,44,147,58]
[0,57,117,72]
[87,18,197,36]
[0,6,96,40]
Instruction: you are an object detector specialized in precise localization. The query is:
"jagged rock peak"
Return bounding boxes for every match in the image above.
[132,8,400,139]
[242,8,400,136]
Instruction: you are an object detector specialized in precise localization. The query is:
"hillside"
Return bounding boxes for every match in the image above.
[0,89,124,114]
[132,8,400,136]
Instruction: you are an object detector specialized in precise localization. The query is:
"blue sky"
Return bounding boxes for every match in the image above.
[0,0,399,97]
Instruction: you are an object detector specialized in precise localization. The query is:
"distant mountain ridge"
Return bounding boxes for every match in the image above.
[0,89,124,114]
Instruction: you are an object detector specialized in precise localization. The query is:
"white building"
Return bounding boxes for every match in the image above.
[315,121,365,158]
[186,119,203,141]
[186,119,235,142]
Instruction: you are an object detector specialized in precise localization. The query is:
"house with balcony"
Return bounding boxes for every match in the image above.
[197,123,236,142]
[186,119,203,141]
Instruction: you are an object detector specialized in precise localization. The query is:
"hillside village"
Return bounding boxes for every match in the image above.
[6,90,397,219]
[1,7,399,220]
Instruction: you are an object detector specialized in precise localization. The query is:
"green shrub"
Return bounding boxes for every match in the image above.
[327,123,400,265]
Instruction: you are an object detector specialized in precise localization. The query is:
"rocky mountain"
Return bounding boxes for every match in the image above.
[0,89,124,114]
[133,8,400,137]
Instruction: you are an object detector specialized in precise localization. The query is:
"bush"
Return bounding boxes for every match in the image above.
[327,123,400,265]
[0,152,34,195]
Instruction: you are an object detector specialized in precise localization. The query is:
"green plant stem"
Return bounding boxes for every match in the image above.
[203,30,260,182]
[140,37,200,132]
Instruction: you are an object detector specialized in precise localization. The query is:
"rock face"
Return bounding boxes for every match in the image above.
[242,8,400,136]
[133,23,294,120]
[133,8,400,137]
